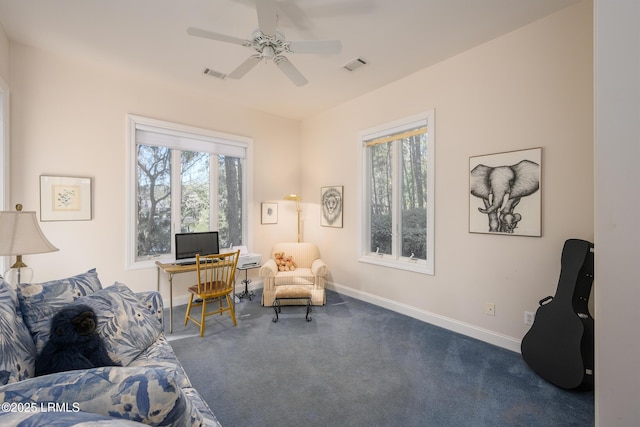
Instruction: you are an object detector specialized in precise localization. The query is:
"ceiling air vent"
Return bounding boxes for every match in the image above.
[342,57,367,72]
[203,68,227,80]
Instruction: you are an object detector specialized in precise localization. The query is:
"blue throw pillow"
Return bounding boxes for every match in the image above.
[17,269,103,353]
[73,282,163,366]
[0,276,37,384]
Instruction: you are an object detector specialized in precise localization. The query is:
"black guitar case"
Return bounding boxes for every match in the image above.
[521,238,594,390]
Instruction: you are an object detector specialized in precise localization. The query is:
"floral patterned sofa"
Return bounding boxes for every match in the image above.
[0,269,220,426]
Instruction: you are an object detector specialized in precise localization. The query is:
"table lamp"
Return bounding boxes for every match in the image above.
[283,194,302,243]
[0,204,59,285]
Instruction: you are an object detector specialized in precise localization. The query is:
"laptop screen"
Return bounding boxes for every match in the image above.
[175,231,220,260]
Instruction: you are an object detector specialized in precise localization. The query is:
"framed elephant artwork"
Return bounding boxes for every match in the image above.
[469,148,542,236]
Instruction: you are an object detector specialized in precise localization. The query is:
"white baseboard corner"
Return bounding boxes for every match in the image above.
[327,282,522,354]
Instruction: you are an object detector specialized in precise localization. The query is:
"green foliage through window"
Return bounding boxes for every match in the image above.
[361,110,434,275]
[131,117,247,264]
[368,132,427,259]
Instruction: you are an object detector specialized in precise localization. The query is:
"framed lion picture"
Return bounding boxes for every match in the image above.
[321,186,343,228]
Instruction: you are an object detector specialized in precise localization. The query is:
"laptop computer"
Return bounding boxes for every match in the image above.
[174,231,220,265]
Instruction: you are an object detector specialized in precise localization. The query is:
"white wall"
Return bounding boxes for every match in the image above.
[5,1,640,423]
[594,1,640,425]
[301,1,593,348]
[5,1,593,349]
[8,43,302,299]
[0,25,10,276]
[0,24,9,82]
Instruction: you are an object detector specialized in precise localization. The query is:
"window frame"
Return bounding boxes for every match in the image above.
[126,115,253,270]
[358,110,435,275]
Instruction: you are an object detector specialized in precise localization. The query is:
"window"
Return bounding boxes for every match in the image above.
[127,115,252,269]
[359,110,435,275]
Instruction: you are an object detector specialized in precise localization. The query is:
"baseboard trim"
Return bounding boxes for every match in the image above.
[163,280,521,353]
[327,282,522,353]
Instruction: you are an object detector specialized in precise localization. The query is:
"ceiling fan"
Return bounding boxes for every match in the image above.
[187,0,342,86]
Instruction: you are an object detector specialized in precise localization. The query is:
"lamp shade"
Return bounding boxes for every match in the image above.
[0,209,59,256]
[283,194,301,202]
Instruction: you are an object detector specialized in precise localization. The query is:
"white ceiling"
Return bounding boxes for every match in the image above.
[0,0,581,120]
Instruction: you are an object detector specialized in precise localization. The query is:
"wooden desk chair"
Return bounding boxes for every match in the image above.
[184,250,240,337]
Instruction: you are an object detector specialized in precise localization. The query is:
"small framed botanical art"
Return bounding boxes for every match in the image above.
[469,147,542,236]
[40,175,92,221]
[261,202,278,224]
[321,186,343,228]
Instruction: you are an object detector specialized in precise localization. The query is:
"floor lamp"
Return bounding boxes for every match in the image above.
[0,204,59,285]
[283,194,302,243]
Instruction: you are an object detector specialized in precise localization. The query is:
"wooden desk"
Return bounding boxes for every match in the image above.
[156,260,237,334]
[156,261,196,333]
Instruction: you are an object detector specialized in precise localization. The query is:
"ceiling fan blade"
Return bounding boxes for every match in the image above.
[287,40,342,54]
[274,56,308,86]
[187,27,248,46]
[228,55,261,79]
[256,0,278,36]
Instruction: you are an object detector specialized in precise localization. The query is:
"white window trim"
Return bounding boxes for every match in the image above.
[0,77,11,274]
[0,77,9,274]
[358,110,435,275]
[126,115,254,270]
[0,77,8,209]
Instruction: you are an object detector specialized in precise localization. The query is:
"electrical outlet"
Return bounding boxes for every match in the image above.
[485,303,495,316]
[524,311,535,325]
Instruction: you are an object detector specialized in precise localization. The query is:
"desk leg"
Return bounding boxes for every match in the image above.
[168,273,174,334]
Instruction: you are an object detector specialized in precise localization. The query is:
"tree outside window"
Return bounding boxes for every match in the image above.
[361,110,434,275]
[129,115,249,268]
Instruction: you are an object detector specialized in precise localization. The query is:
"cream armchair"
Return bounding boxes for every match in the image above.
[260,242,328,306]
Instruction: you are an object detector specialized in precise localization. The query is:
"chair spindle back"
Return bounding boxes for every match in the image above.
[196,250,240,295]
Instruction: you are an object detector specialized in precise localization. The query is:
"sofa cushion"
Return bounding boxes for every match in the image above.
[0,276,37,385]
[183,386,222,427]
[0,365,205,427]
[0,410,145,426]
[274,267,315,286]
[17,268,103,353]
[128,334,192,389]
[73,282,163,366]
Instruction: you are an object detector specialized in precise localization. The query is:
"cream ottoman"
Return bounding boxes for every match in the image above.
[272,286,312,322]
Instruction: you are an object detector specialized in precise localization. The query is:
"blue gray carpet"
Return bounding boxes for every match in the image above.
[166,289,593,427]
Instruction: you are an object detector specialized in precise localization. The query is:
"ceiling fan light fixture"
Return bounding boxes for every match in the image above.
[262,45,275,59]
